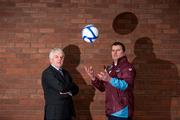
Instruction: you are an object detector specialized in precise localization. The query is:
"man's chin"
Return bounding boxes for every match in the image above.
[55,65,62,69]
[112,57,118,60]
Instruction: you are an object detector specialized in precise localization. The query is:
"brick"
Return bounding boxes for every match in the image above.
[31,43,46,48]
[148,19,162,24]
[15,33,31,39]
[16,3,31,7]
[38,48,50,53]
[15,43,30,48]
[32,3,47,7]
[163,29,178,34]
[71,18,86,23]
[39,28,55,33]
[22,48,38,53]
[0,53,16,58]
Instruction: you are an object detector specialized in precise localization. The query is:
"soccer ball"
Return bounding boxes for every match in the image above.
[82,24,99,43]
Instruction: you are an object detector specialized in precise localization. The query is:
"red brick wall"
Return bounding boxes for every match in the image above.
[0,0,179,120]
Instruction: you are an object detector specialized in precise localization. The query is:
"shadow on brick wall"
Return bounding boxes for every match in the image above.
[112,12,138,35]
[132,37,180,120]
[63,45,95,120]
[0,117,12,120]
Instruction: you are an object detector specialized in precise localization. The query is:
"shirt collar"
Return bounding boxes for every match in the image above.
[51,64,62,71]
[113,56,127,66]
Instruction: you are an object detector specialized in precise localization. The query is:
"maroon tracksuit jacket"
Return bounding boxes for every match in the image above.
[92,56,136,118]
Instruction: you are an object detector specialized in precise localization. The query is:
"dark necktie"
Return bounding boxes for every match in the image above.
[59,69,64,77]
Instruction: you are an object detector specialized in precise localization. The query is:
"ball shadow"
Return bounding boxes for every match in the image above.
[112,12,138,35]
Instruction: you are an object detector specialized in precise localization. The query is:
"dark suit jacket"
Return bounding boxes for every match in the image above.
[41,65,79,120]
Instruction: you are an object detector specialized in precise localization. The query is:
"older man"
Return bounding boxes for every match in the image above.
[41,48,79,120]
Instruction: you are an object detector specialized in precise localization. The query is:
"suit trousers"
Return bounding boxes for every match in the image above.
[44,104,72,120]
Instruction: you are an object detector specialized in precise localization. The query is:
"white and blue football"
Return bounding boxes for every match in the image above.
[82,24,99,43]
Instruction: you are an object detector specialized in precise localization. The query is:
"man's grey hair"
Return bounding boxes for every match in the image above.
[49,48,65,60]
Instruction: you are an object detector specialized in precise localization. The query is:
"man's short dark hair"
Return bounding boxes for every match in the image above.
[111,42,126,52]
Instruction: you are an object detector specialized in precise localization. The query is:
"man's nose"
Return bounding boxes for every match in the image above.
[114,51,117,54]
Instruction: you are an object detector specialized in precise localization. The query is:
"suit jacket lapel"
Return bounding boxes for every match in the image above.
[49,65,65,83]
[61,69,71,85]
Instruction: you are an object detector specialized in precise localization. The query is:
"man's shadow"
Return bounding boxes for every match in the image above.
[132,37,180,120]
[63,45,95,120]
